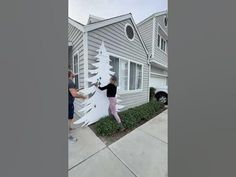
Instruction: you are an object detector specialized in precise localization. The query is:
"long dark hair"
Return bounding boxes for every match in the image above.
[68,70,73,78]
[111,75,118,86]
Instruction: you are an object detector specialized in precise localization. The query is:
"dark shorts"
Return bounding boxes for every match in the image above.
[68,103,74,119]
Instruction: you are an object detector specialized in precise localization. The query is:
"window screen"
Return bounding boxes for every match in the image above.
[119,59,128,90]
[129,62,136,90]
[136,64,142,89]
[109,56,119,85]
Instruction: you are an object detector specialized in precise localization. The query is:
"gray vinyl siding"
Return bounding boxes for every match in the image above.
[87,19,149,110]
[156,15,168,34]
[68,23,84,89]
[137,18,153,53]
[151,65,167,75]
[154,15,168,67]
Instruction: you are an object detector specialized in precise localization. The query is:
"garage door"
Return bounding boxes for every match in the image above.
[150,76,167,88]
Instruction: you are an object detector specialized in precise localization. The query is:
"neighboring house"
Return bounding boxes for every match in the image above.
[138,11,168,104]
[68,14,150,116]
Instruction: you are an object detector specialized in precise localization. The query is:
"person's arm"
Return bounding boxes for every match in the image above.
[76,88,84,92]
[98,84,109,91]
[69,88,87,99]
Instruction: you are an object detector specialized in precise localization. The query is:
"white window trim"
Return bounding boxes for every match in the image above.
[108,53,143,94]
[157,32,168,55]
[157,46,168,55]
[150,72,168,77]
[124,23,135,41]
[158,24,168,37]
[127,61,130,91]
[72,51,80,88]
[130,61,143,92]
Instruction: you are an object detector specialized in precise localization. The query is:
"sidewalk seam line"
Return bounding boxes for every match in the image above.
[137,128,168,144]
[69,146,107,171]
[107,147,138,177]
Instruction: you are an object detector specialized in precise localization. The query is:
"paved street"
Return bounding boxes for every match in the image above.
[69,110,168,177]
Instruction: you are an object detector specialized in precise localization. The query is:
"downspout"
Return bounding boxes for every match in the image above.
[148,16,156,102]
[83,30,89,89]
[147,52,151,102]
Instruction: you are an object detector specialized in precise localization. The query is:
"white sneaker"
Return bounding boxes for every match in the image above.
[68,135,77,143]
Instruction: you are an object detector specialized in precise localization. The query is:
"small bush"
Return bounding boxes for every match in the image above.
[95,101,164,136]
[149,87,156,101]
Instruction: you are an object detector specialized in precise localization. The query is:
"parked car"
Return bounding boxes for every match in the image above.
[155,85,168,105]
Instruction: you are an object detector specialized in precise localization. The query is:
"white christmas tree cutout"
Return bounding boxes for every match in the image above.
[74,41,124,126]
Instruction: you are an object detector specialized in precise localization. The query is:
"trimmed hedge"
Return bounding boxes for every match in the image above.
[95,101,165,136]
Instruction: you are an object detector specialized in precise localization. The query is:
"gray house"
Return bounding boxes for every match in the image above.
[68,13,150,114]
[138,11,168,103]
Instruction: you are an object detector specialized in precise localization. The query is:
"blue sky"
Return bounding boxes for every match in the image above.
[69,0,167,25]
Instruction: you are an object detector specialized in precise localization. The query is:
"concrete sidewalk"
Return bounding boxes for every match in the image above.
[69,110,168,177]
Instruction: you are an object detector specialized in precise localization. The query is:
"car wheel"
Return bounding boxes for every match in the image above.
[155,92,168,105]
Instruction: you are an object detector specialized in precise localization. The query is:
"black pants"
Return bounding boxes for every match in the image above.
[68,103,74,119]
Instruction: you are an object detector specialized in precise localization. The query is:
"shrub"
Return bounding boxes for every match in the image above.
[95,101,164,136]
[149,87,156,101]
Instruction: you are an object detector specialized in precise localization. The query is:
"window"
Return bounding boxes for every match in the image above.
[129,62,142,90]
[110,56,128,91]
[110,55,142,92]
[157,34,160,47]
[124,24,135,41]
[110,56,119,84]
[119,59,128,90]
[158,35,167,53]
[136,64,142,89]
[73,52,79,88]
[129,62,136,90]
[163,41,166,51]
[161,38,164,50]
[164,16,168,27]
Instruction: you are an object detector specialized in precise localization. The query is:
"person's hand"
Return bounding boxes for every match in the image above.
[83,95,88,100]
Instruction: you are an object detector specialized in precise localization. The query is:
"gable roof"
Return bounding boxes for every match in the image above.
[68,17,84,32]
[137,10,168,27]
[87,15,105,24]
[68,14,149,55]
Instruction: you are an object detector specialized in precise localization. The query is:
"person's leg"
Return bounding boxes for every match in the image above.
[108,104,112,116]
[68,103,77,143]
[109,97,121,123]
[109,98,125,131]
[68,119,73,128]
[68,103,77,130]
[68,103,74,128]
